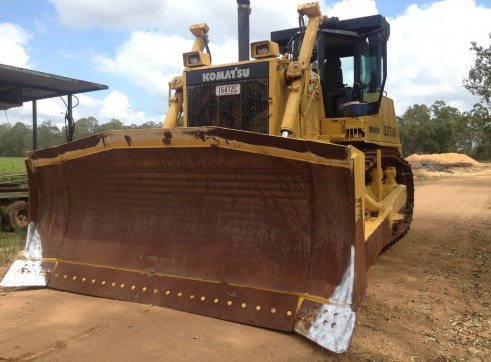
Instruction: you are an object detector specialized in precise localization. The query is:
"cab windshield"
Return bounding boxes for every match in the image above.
[318,27,387,117]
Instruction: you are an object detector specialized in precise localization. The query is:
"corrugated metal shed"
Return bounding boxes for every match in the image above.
[0,63,107,110]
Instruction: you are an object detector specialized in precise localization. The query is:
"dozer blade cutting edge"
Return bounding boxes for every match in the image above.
[2,127,368,353]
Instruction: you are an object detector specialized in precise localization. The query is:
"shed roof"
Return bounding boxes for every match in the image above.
[0,63,108,110]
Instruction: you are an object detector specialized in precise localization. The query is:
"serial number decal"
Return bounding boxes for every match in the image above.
[383,125,398,137]
[369,125,381,134]
[216,84,241,96]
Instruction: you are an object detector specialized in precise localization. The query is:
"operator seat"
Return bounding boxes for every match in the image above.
[324,57,344,116]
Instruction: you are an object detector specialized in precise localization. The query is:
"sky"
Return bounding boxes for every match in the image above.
[1,0,490,128]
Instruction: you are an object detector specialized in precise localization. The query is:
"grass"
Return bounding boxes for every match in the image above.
[0,228,26,267]
[0,157,27,178]
[0,157,28,268]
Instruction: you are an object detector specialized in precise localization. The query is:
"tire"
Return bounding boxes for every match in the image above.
[3,201,29,231]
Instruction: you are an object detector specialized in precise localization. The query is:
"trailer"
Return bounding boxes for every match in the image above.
[0,174,29,231]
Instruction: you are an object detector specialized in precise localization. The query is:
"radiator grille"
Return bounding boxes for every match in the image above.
[187,78,269,134]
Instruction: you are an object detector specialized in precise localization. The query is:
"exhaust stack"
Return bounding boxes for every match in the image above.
[237,0,251,61]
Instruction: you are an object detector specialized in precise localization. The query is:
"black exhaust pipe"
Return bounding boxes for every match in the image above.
[237,0,251,61]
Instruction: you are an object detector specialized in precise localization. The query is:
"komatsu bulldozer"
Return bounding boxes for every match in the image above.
[2,1,413,353]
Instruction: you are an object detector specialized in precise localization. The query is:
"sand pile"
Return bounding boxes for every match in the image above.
[406,153,481,167]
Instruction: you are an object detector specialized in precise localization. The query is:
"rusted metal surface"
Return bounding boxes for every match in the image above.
[49,262,299,331]
[9,127,367,349]
[365,218,392,268]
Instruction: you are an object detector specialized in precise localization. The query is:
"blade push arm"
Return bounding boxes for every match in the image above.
[280,2,322,137]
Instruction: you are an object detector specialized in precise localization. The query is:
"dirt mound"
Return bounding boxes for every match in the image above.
[406,153,481,167]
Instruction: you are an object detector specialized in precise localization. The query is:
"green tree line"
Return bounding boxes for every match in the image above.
[398,101,491,160]
[1,104,490,159]
[0,117,162,157]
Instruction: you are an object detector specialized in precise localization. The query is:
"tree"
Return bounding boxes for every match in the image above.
[37,120,64,148]
[73,117,99,140]
[463,34,491,108]
[96,118,124,132]
[398,101,470,156]
[397,104,431,156]
[430,101,463,154]
[124,121,162,129]
[0,123,11,156]
[466,103,491,160]
[139,121,163,129]
[0,122,32,156]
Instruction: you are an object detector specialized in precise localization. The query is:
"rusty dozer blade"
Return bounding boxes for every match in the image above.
[2,127,367,353]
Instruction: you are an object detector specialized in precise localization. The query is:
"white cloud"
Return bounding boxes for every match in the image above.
[92,30,241,99]
[99,90,149,124]
[1,97,68,128]
[50,0,378,42]
[12,0,491,125]
[88,1,379,103]
[322,0,378,19]
[92,32,188,99]
[387,0,490,112]
[0,23,31,67]
[50,0,238,41]
[51,0,168,30]
[71,91,154,126]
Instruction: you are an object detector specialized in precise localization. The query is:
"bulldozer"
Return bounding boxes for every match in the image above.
[1,1,413,354]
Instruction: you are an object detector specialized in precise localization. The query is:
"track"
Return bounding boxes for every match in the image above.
[363,149,414,250]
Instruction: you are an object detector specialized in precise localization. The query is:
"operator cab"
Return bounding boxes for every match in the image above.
[272,14,390,118]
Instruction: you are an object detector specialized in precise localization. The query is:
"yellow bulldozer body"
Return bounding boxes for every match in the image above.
[1,1,414,354]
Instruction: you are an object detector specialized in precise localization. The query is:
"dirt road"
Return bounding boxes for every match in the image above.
[1,167,490,361]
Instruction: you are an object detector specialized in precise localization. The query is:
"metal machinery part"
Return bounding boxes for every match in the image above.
[2,1,413,354]
[0,174,29,231]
